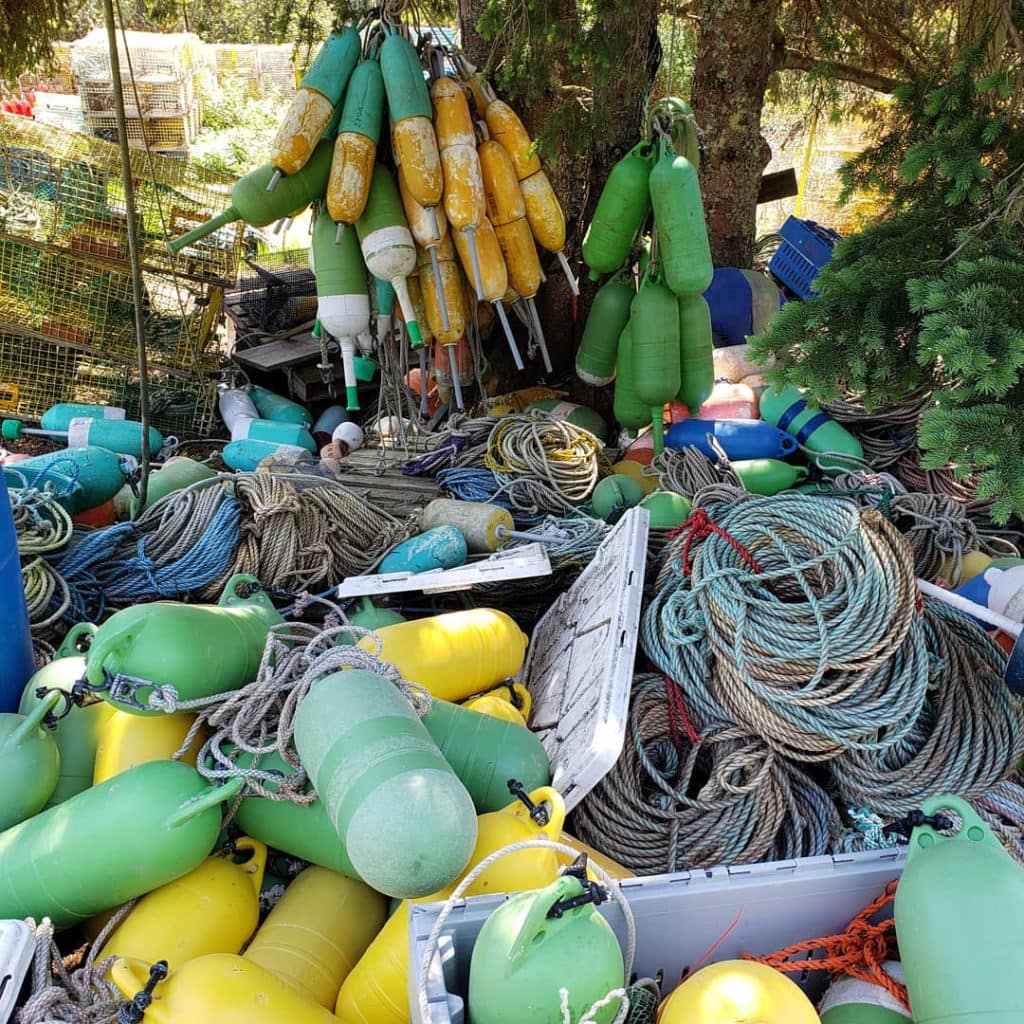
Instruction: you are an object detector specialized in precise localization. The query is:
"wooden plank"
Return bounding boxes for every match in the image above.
[231,332,323,372]
[332,446,441,515]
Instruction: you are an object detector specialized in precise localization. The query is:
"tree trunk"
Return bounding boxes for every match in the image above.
[457,0,660,406]
[691,0,781,267]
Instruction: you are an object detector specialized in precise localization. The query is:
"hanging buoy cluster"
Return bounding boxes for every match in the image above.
[575,100,714,458]
[168,24,571,415]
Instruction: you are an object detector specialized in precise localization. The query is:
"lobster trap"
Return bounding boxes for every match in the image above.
[0,331,217,437]
[85,109,202,153]
[0,234,223,371]
[230,247,317,334]
[0,115,242,285]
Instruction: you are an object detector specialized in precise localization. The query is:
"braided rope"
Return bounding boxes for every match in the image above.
[573,675,844,873]
[485,414,602,504]
[657,447,742,500]
[832,601,1024,816]
[648,496,929,762]
[13,918,123,1024]
[896,448,994,517]
[166,616,429,805]
[52,473,414,617]
[822,389,932,469]
[9,485,74,633]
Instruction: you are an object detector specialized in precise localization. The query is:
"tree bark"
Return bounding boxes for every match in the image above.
[691,0,782,267]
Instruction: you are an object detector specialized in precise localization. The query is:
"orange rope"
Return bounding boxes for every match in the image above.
[743,881,910,1010]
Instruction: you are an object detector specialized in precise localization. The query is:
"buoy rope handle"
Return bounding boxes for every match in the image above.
[742,880,909,1011]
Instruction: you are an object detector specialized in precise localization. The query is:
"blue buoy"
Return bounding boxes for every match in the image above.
[0,471,35,712]
[664,418,798,461]
[378,526,468,575]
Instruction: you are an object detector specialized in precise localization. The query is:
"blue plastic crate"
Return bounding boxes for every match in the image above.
[769,216,842,298]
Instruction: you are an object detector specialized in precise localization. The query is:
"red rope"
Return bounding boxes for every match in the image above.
[664,675,702,746]
[671,508,764,576]
[743,881,909,1010]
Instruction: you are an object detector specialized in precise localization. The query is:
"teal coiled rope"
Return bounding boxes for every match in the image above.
[831,599,1024,816]
[578,492,1024,874]
[644,495,929,763]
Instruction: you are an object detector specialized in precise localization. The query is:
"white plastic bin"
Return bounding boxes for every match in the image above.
[409,847,905,1024]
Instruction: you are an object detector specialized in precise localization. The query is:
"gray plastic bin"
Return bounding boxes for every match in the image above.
[409,848,905,1024]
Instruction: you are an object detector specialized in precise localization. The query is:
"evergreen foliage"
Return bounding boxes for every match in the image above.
[752,37,1024,521]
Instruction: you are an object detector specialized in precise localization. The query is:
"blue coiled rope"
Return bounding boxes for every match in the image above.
[52,493,241,620]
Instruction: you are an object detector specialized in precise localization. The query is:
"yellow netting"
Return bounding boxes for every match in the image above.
[759,108,885,238]
[0,113,230,437]
[0,331,217,437]
[0,114,242,284]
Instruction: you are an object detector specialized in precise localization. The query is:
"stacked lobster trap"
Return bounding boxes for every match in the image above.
[71,30,205,156]
[0,114,241,436]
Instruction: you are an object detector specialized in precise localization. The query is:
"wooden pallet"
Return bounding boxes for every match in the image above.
[330,445,440,518]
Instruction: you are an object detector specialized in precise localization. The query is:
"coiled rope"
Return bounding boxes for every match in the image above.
[822,389,932,469]
[657,446,742,500]
[832,601,1024,817]
[819,470,1017,584]
[485,414,602,504]
[9,485,74,633]
[896,448,994,517]
[53,473,413,618]
[573,674,845,873]
[645,496,929,762]
[434,466,577,526]
[975,774,1024,865]
[402,415,500,475]
[582,493,1024,872]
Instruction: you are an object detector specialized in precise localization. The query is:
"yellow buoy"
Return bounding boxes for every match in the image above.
[611,460,660,495]
[97,838,266,971]
[356,608,528,702]
[939,550,993,586]
[334,786,566,1024]
[658,960,820,1024]
[92,711,204,784]
[110,953,335,1024]
[462,683,532,726]
[244,867,387,1009]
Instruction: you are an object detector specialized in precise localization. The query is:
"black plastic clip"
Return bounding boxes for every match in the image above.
[117,960,168,1023]
[33,686,74,726]
[507,778,550,826]
[883,809,955,839]
[70,670,110,706]
[547,866,608,920]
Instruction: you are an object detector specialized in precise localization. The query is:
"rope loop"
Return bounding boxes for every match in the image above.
[672,508,763,576]
[745,881,908,1010]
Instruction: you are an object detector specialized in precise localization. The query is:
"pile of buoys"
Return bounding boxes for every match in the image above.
[169,24,572,414]
[5,44,1024,1022]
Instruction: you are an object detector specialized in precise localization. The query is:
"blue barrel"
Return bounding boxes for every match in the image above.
[703,268,783,347]
[664,418,798,461]
[312,405,349,443]
[0,472,34,712]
